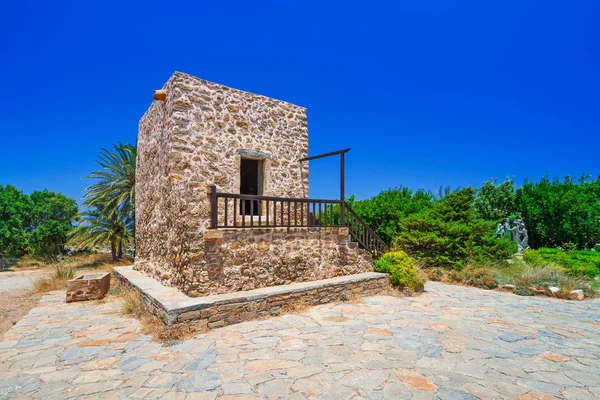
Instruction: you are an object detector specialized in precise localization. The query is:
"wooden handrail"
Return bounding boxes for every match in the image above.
[210,187,341,229]
[209,187,389,256]
[344,203,389,256]
[215,191,341,204]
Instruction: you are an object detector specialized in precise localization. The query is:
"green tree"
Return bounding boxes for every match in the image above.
[473,178,517,221]
[395,188,516,269]
[28,190,78,260]
[348,187,433,244]
[0,185,32,258]
[68,205,133,260]
[515,175,600,249]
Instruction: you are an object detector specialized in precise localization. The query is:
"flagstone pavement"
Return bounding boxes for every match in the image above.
[1,282,599,399]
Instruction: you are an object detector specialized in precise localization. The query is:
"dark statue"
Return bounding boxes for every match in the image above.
[496,218,529,253]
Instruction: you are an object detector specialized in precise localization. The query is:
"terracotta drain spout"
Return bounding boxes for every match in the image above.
[153,89,166,101]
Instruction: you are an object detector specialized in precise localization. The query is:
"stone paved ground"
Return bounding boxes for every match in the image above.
[1,282,599,400]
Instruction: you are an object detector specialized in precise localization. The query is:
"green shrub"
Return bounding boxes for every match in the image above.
[374,251,424,291]
[395,188,517,270]
[523,248,600,278]
[514,286,534,296]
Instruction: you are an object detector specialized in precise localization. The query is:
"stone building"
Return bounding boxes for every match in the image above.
[134,72,383,297]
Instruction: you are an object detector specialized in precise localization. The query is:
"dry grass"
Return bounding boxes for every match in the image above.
[118,285,192,344]
[0,289,42,337]
[281,296,312,314]
[32,253,132,294]
[33,265,75,292]
[507,262,589,299]
[413,262,430,285]
[15,255,46,270]
[427,258,594,299]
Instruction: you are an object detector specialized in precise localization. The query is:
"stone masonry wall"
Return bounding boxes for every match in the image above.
[114,266,390,332]
[174,274,390,332]
[197,227,373,296]
[135,72,372,297]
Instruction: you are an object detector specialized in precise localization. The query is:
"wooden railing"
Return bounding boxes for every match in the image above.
[210,187,341,229]
[344,203,389,257]
[209,186,389,256]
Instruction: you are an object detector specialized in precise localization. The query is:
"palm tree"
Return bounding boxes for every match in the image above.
[68,205,133,260]
[83,142,136,219]
[429,185,462,202]
[69,142,136,260]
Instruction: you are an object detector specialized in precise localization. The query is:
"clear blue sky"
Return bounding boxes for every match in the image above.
[1,1,598,203]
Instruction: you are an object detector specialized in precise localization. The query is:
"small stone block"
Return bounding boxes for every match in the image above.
[548,286,560,295]
[569,289,584,300]
[66,272,110,303]
[337,227,349,236]
[499,284,516,291]
[204,230,224,240]
[178,310,201,322]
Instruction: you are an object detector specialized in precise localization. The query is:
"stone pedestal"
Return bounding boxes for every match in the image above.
[66,272,110,303]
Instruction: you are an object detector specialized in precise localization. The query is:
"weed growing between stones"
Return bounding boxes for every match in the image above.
[117,285,196,344]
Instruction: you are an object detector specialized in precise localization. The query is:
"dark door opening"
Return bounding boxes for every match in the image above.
[240,159,261,215]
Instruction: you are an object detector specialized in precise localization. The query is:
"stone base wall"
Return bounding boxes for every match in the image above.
[175,275,390,333]
[135,227,373,297]
[114,266,390,332]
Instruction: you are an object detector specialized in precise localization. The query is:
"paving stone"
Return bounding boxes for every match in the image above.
[185,349,218,371]
[119,356,149,371]
[499,331,526,343]
[176,371,221,392]
[435,385,480,399]
[67,379,123,397]
[0,375,41,398]
[145,373,180,388]
[0,281,599,399]
[221,380,253,395]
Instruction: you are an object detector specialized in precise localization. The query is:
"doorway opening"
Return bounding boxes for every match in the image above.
[240,159,263,215]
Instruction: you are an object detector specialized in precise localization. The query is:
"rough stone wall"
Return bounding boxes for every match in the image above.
[134,71,371,297]
[174,275,390,332]
[135,84,173,280]
[164,71,309,198]
[197,227,373,296]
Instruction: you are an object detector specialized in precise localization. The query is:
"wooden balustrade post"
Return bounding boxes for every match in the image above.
[210,185,217,229]
[340,152,345,226]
